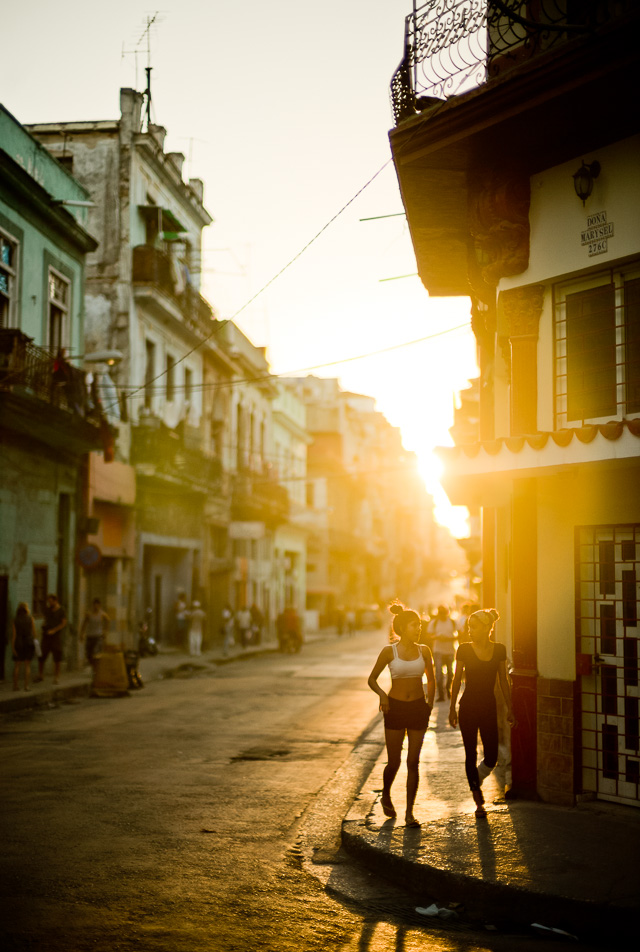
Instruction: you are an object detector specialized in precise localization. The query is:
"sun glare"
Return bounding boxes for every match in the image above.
[417,448,443,491]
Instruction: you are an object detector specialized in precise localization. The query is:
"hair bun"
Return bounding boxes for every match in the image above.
[488,608,500,622]
[389,604,404,616]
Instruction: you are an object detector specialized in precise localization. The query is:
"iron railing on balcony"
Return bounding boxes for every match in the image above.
[231,470,289,526]
[390,1,630,124]
[132,245,214,336]
[132,419,225,493]
[0,327,103,424]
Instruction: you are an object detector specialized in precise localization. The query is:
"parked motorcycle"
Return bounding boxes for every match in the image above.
[277,608,302,653]
[137,609,158,657]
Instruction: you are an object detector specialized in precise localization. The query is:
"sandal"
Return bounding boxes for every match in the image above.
[405,816,421,828]
[381,794,397,818]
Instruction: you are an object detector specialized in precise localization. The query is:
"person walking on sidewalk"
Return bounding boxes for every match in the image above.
[80,598,109,667]
[368,601,435,828]
[221,603,235,656]
[449,608,515,816]
[12,602,36,691]
[188,601,205,656]
[427,604,457,701]
[35,594,67,685]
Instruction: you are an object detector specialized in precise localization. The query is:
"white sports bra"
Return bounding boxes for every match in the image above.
[388,642,426,680]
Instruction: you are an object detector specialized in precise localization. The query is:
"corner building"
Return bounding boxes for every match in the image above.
[388,2,640,806]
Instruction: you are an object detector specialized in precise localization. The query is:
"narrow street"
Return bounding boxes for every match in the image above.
[1,631,594,952]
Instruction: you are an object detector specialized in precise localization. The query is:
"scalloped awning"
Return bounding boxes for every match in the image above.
[436,419,640,506]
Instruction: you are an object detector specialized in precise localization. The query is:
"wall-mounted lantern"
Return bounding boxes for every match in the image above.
[572,160,600,205]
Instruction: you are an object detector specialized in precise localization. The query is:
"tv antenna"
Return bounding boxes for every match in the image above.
[121,12,162,129]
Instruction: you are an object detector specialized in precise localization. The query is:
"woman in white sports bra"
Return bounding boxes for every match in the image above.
[368,602,435,827]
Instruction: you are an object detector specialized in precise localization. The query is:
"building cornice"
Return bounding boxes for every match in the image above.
[436,419,640,505]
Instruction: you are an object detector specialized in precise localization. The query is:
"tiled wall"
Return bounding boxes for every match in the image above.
[537,677,575,805]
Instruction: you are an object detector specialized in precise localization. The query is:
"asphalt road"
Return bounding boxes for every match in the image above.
[0,631,596,951]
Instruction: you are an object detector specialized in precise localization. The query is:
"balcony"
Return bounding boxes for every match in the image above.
[391,1,635,124]
[132,245,214,339]
[132,417,225,494]
[0,328,109,455]
[231,468,289,527]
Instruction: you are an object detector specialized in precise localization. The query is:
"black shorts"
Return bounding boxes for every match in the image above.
[41,632,63,664]
[384,696,431,732]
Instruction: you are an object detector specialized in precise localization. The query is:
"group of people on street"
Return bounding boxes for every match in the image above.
[173,592,207,656]
[369,600,515,825]
[219,603,267,655]
[11,593,70,690]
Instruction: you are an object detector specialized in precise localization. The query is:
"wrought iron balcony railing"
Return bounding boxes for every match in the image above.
[391,1,632,124]
[231,470,289,527]
[132,417,226,493]
[0,328,104,425]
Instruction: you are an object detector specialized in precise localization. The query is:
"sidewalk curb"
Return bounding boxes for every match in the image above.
[0,629,339,714]
[340,739,634,944]
[0,682,92,713]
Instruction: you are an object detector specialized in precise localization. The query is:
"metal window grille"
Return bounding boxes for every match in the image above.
[576,524,640,806]
[554,266,640,427]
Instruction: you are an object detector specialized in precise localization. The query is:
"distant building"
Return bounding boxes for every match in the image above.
[289,376,440,624]
[389,2,640,807]
[0,103,106,667]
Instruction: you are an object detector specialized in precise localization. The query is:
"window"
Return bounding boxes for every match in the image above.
[48,268,70,352]
[57,154,74,173]
[144,339,156,409]
[0,230,18,328]
[32,565,48,616]
[555,264,640,426]
[165,353,175,401]
[184,367,193,404]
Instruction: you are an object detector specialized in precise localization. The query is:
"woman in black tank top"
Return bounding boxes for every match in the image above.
[449,609,515,815]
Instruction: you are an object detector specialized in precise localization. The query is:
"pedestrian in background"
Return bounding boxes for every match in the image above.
[80,598,109,667]
[368,601,435,828]
[449,608,515,816]
[250,603,263,646]
[174,591,188,649]
[221,603,235,656]
[345,608,356,636]
[455,603,474,643]
[35,594,66,685]
[236,605,252,648]
[12,602,36,691]
[427,604,457,701]
[188,601,205,656]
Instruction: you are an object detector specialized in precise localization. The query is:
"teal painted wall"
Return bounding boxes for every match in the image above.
[0,104,91,355]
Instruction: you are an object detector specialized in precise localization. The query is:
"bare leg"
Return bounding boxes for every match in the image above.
[405,729,426,825]
[53,660,61,684]
[382,726,405,817]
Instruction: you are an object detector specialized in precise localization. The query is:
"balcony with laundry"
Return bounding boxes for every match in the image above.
[132,204,215,341]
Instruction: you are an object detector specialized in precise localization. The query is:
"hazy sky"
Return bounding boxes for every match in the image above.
[3,0,478,535]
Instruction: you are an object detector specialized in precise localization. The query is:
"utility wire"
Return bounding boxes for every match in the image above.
[103,90,461,412]
[116,321,469,401]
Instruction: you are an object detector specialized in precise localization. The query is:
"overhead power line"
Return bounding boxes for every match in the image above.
[107,322,470,408]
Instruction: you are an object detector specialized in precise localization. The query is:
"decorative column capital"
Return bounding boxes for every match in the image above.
[500,284,545,339]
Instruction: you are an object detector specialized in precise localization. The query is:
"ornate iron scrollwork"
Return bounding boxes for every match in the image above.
[390,0,612,125]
